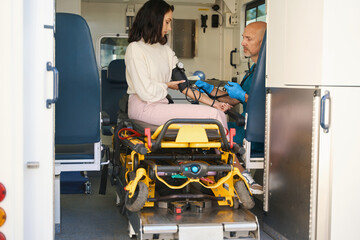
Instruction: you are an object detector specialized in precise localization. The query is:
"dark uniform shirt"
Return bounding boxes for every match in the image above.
[229,64,263,152]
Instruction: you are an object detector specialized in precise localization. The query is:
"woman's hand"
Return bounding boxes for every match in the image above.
[166,80,185,90]
[213,101,232,112]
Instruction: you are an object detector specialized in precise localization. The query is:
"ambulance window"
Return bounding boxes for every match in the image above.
[99,36,128,68]
[245,0,266,26]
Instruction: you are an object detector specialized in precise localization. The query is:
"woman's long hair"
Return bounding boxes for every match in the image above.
[128,0,174,45]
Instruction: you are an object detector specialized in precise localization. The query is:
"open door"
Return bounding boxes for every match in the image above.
[0,0,56,239]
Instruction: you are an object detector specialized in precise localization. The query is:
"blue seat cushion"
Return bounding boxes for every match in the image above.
[250,148,264,158]
[55,154,94,160]
[55,143,94,160]
[60,171,88,194]
[107,59,127,83]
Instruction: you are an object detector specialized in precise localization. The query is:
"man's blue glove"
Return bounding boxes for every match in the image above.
[195,80,214,94]
[224,82,246,102]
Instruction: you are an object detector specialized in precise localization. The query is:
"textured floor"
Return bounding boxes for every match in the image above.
[55,171,131,240]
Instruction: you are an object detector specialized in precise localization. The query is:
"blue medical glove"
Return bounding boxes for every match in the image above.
[224,82,246,102]
[195,80,214,95]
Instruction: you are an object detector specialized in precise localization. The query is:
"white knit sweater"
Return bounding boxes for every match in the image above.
[125,39,178,102]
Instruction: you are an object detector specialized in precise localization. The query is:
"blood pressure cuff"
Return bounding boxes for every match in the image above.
[171,67,191,92]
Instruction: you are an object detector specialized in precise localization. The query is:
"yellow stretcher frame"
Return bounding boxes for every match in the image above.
[118,119,252,209]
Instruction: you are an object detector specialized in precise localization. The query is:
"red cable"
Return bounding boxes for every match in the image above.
[117,128,142,140]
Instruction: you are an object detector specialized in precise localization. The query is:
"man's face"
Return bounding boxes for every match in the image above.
[241,25,263,60]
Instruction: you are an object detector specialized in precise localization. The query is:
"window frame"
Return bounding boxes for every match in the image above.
[96,34,129,69]
[245,0,266,26]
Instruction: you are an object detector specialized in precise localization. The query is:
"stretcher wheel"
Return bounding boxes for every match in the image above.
[125,182,148,212]
[148,167,155,180]
[133,154,139,171]
[232,197,240,209]
[228,154,234,165]
[234,181,255,209]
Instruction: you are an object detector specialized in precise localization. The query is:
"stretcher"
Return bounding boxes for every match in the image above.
[112,118,260,240]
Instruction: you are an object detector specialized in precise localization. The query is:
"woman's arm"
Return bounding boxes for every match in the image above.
[166,48,231,111]
[166,80,185,90]
[180,87,232,112]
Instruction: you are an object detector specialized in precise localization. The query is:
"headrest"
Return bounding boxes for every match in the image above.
[107,59,126,84]
[55,13,100,144]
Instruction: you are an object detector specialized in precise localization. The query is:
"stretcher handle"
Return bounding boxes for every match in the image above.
[229,128,236,148]
[151,118,230,152]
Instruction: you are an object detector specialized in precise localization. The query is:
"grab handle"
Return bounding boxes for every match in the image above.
[46,62,59,109]
[320,91,330,133]
[230,48,237,69]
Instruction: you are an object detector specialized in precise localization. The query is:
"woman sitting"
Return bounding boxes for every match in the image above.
[125,0,231,132]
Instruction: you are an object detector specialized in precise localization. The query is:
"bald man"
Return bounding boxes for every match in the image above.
[195,21,266,105]
[195,21,267,194]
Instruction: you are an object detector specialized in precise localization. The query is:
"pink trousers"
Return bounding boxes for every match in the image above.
[128,94,228,132]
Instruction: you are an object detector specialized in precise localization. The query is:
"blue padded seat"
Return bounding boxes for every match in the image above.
[54,13,102,230]
[55,13,100,146]
[245,31,267,146]
[101,59,128,135]
[241,31,267,169]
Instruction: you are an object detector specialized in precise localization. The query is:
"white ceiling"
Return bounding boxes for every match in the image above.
[81,0,215,5]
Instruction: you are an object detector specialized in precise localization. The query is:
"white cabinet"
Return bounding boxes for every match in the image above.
[316,87,360,240]
[265,0,360,238]
[267,0,360,87]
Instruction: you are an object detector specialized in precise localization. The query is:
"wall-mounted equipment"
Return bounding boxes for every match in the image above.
[224,13,239,27]
[201,15,208,33]
[211,4,223,27]
[172,19,197,58]
[211,14,219,28]
[126,5,135,33]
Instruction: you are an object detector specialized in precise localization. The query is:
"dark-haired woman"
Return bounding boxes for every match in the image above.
[125,0,231,130]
